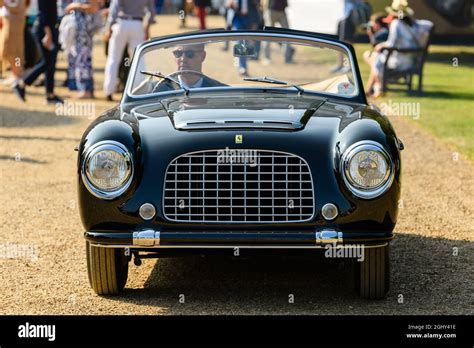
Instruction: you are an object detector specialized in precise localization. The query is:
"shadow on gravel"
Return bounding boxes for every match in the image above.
[0,134,80,142]
[110,233,473,314]
[0,105,79,128]
[0,155,48,164]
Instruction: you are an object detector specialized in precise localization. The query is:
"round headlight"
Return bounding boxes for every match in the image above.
[341,141,393,199]
[82,141,133,199]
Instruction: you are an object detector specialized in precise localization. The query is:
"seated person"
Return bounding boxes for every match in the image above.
[362,13,389,75]
[133,44,226,94]
[368,13,389,46]
[365,0,422,98]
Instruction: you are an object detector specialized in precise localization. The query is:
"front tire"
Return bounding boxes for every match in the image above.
[86,242,129,295]
[354,245,390,299]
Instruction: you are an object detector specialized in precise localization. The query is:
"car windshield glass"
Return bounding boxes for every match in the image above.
[129,34,358,97]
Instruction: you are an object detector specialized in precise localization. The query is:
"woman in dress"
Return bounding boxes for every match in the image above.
[63,0,102,99]
[0,0,27,95]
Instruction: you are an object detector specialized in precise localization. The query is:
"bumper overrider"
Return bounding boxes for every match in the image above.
[85,229,392,249]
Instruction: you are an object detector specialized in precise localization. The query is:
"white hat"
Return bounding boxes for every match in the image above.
[385,0,415,17]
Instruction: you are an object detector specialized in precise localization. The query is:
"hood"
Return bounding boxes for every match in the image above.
[130,94,327,131]
[122,93,395,173]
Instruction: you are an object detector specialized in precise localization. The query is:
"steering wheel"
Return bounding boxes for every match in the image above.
[152,70,207,92]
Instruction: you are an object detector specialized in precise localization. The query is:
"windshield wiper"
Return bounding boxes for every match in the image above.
[243,76,305,95]
[140,70,190,96]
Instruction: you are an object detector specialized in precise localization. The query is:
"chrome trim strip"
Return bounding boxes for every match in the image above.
[124,31,360,101]
[80,140,134,200]
[340,141,395,200]
[133,230,161,246]
[162,149,315,223]
[315,230,343,245]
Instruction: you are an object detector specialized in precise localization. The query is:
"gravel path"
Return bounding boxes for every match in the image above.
[0,16,472,315]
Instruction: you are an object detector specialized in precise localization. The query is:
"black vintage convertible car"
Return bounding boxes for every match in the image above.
[78,28,403,299]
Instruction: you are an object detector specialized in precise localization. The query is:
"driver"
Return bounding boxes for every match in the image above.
[170,44,224,89]
[133,43,225,94]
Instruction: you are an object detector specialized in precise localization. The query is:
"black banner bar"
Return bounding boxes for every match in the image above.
[0,315,472,346]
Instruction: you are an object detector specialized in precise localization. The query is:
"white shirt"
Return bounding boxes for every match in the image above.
[385,19,421,70]
[178,76,204,89]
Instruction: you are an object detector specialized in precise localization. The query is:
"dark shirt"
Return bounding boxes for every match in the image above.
[194,0,211,7]
[270,0,288,11]
[371,27,389,46]
[233,0,261,26]
[38,0,58,30]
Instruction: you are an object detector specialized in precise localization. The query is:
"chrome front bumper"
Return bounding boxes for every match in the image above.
[85,229,391,249]
[132,230,343,247]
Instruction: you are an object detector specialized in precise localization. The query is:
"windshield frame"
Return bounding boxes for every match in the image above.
[124,30,365,104]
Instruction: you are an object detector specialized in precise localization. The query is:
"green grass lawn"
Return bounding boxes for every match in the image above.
[354,44,474,161]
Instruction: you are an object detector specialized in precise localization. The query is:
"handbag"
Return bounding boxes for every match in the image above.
[58,13,77,51]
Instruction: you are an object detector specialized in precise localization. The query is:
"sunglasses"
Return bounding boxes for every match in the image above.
[173,50,202,59]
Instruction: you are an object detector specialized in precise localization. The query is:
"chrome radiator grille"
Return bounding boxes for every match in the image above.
[163,150,314,223]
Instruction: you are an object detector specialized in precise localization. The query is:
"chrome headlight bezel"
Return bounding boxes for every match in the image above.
[340,141,394,199]
[81,141,134,200]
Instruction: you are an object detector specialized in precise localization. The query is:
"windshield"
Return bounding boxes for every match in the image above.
[129,34,358,98]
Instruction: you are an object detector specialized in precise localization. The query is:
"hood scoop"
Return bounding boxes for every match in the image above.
[176,119,303,130]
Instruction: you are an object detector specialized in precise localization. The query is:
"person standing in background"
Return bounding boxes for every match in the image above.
[101,0,130,93]
[230,0,262,76]
[63,0,102,99]
[13,0,63,103]
[222,0,235,51]
[194,0,210,30]
[0,0,27,97]
[25,0,42,72]
[155,0,165,14]
[179,0,187,28]
[262,0,294,65]
[103,0,156,101]
[333,0,357,73]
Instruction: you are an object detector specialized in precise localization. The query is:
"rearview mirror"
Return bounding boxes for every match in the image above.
[233,41,257,58]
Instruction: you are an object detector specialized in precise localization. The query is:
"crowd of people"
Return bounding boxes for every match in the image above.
[194,0,293,76]
[0,0,156,103]
[0,0,431,103]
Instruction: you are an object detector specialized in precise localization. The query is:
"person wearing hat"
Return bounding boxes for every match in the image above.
[384,0,414,20]
[365,0,421,97]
